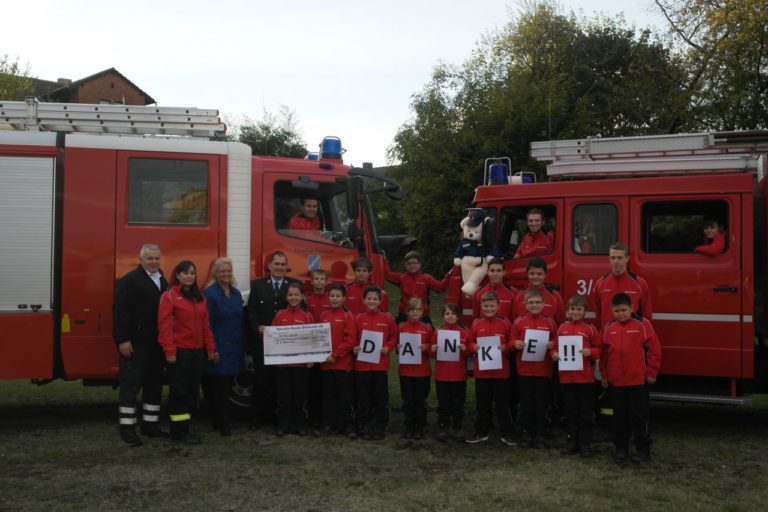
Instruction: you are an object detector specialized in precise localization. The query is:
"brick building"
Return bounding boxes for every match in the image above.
[33,67,155,105]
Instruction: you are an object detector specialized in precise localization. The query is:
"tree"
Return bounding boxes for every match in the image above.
[655,0,768,130]
[388,1,688,271]
[0,55,34,100]
[228,106,307,158]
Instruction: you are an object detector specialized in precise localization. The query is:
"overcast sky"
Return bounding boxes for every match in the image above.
[1,1,667,166]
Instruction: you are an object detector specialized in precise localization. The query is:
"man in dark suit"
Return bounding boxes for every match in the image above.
[247,251,300,428]
[113,244,169,446]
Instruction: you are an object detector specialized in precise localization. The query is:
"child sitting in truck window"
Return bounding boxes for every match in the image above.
[693,218,726,256]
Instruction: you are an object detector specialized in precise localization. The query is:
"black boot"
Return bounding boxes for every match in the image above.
[120,428,142,447]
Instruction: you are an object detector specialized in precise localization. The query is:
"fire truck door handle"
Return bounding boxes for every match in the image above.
[713,286,738,293]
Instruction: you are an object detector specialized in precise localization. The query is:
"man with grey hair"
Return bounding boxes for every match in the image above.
[113,244,169,446]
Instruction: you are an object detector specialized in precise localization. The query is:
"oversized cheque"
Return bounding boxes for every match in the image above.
[263,323,332,365]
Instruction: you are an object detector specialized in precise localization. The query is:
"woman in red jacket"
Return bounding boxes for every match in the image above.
[158,260,216,444]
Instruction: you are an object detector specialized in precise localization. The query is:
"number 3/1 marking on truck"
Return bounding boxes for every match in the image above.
[576,279,594,296]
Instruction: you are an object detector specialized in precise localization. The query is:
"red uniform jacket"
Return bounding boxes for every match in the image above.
[384,261,451,316]
[320,307,356,371]
[513,286,565,325]
[592,271,652,329]
[472,282,518,320]
[287,213,320,231]
[556,319,602,384]
[354,310,397,372]
[272,305,316,368]
[431,324,472,382]
[344,281,389,316]
[397,319,433,377]
[600,316,661,387]
[305,292,331,323]
[470,315,512,379]
[158,285,215,358]
[511,313,557,378]
[694,231,726,256]
[514,230,553,259]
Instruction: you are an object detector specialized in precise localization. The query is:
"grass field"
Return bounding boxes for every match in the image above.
[1,378,767,512]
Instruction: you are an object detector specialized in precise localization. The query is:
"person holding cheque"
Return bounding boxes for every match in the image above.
[551,295,602,457]
[271,282,316,437]
[397,298,433,440]
[511,289,557,449]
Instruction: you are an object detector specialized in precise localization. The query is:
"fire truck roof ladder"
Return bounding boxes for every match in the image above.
[0,98,226,138]
[530,131,768,178]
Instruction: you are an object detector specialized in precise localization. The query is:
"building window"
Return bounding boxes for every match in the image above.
[572,203,617,255]
[641,200,728,253]
[127,158,208,225]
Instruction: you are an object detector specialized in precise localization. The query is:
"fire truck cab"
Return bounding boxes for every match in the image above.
[0,100,404,383]
[448,131,768,403]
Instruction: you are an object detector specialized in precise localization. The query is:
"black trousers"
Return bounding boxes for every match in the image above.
[321,370,354,431]
[251,337,276,425]
[356,371,389,432]
[612,385,652,453]
[475,378,512,436]
[168,348,205,437]
[307,364,324,428]
[203,374,234,429]
[400,376,430,430]
[507,355,520,422]
[561,382,595,447]
[436,380,466,430]
[118,342,164,429]
[518,375,550,438]
[275,366,309,432]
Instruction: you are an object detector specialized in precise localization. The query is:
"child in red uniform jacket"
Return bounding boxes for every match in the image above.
[471,258,517,320]
[397,298,433,440]
[512,257,565,324]
[385,250,453,324]
[345,257,389,315]
[467,291,515,445]
[319,283,357,437]
[272,282,316,436]
[511,288,557,448]
[431,303,472,442]
[600,292,662,463]
[305,269,331,322]
[158,260,216,444]
[352,286,397,440]
[693,218,726,256]
[552,295,602,457]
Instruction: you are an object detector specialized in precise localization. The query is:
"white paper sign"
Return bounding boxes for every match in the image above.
[263,323,332,365]
[356,329,384,364]
[521,329,550,362]
[476,336,503,371]
[558,335,584,372]
[436,329,461,362]
[398,332,422,365]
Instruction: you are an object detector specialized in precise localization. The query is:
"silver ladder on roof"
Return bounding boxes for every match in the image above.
[529,131,768,178]
[0,97,226,138]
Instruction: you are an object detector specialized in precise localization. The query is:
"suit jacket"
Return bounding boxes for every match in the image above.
[113,264,169,347]
[247,276,301,336]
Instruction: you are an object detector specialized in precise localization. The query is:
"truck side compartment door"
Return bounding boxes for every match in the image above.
[629,195,742,380]
[562,198,628,319]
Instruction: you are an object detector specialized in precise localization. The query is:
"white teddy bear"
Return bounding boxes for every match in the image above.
[453,209,497,296]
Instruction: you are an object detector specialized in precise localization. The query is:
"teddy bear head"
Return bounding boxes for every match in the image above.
[460,209,485,242]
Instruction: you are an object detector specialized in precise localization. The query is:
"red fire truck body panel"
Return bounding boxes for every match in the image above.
[0,130,389,382]
[452,171,759,390]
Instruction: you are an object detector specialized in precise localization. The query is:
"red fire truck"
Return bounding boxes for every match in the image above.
[447,131,768,404]
[0,100,406,384]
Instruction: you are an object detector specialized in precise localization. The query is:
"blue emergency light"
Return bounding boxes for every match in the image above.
[305,152,320,161]
[489,163,509,185]
[320,136,344,160]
